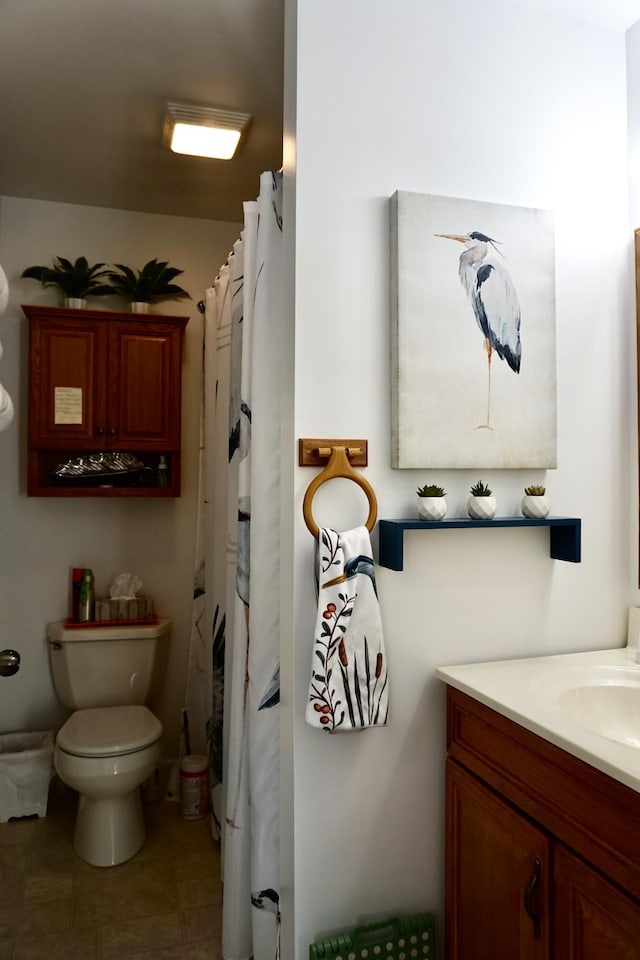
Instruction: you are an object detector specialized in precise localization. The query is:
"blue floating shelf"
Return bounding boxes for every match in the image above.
[377,517,582,571]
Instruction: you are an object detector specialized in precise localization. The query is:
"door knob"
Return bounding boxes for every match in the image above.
[0,649,20,676]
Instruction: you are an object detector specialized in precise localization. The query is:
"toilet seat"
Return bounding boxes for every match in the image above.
[57,705,162,758]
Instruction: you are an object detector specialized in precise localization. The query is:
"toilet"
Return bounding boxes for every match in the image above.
[47,618,170,867]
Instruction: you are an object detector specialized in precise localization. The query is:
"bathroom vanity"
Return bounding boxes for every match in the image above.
[24,304,188,496]
[437,650,640,960]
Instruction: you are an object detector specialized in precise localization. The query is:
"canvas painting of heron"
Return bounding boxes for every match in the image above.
[391,190,557,469]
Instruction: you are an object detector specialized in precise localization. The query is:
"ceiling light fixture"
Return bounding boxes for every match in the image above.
[162,102,252,161]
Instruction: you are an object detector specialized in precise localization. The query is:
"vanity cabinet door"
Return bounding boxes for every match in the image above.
[446,758,551,960]
[555,844,640,960]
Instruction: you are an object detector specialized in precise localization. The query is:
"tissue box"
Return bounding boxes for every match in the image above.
[94,596,154,622]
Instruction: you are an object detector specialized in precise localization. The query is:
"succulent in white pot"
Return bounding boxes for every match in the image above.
[416,483,447,521]
[521,484,549,519]
[468,480,496,520]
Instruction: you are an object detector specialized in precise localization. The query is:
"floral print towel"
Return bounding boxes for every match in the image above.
[306,526,389,732]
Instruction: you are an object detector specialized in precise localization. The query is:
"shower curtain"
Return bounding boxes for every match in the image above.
[185,171,283,960]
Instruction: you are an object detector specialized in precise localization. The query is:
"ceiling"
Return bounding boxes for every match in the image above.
[0,0,284,224]
[1,0,639,226]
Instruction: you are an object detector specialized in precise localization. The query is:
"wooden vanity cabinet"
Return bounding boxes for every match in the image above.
[445,687,640,960]
[25,305,188,496]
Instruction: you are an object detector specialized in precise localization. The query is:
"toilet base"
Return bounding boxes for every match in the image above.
[74,789,146,867]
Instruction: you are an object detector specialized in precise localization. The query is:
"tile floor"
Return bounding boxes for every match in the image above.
[0,780,223,960]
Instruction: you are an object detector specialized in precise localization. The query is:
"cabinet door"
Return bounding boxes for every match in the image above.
[555,844,640,960]
[446,759,550,960]
[107,320,182,450]
[29,315,107,449]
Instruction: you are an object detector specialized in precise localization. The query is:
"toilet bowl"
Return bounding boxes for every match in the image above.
[47,618,170,867]
[54,705,162,867]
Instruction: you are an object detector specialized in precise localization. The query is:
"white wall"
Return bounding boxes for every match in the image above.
[284,0,631,954]
[627,20,640,596]
[0,197,240,752]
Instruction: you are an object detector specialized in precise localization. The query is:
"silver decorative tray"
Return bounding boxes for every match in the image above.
[54,452,152,484]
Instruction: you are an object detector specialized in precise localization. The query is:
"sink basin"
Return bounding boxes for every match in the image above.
[559,673,640,747]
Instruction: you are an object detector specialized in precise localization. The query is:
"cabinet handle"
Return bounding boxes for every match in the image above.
[96,426,105,435]
[523,857,541,939]
[108,427,117,436]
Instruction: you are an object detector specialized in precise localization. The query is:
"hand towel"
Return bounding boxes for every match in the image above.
[306,526,388,732]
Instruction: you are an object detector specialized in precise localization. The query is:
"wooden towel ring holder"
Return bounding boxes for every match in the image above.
[302,445,378,538]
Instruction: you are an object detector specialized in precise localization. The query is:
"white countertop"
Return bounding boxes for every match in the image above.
[436,645,640,793]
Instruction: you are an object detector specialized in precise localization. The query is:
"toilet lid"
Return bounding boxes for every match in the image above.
[57,705,162,758]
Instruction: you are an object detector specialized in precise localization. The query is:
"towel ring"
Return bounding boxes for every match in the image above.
[302,445,378,538]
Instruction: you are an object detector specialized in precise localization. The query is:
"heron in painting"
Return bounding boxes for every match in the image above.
[436,231,521,429]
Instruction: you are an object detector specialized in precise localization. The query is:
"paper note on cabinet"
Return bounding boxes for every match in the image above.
[54,386,82,424]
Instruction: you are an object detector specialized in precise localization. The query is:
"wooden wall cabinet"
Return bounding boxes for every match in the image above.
[445,687,640,960]
[24,305,188,497]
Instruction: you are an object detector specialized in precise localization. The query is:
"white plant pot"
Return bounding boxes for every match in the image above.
[64,298,87,310]
[521,495,549,519]
[468,496,496,520]
[130,301,150,314]
[416,496,447,521]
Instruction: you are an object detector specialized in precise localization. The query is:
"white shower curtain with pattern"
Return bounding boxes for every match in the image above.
[185,171,283,960]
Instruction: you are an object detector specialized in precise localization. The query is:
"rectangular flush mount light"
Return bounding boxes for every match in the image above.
[163,102,252,160]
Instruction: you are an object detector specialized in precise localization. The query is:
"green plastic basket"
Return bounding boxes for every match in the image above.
[309,913,435,960]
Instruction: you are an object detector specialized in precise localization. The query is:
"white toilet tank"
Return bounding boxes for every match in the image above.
[47,619,171,710]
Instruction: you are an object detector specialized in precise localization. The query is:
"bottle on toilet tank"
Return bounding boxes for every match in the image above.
[77,569,94,623]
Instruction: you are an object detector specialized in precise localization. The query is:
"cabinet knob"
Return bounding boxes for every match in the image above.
[108,427,117,436]
[96,426,105,435]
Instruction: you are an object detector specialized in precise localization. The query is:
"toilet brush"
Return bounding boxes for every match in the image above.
[167,708,190,801]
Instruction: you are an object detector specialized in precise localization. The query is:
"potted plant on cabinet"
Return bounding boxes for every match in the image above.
[106,258,191,313]
[416,483,447,520]
[21,256,113,308]
[468,480,496,520]
[521,484,549,518]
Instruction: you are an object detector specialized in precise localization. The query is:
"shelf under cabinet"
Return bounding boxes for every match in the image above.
[27,449,180,497]
[377,516,582,570]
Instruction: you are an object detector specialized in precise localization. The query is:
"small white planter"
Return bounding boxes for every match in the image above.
[130,301,150,314]
[64,298,87,310]
[468,496,497,520]
[417,496,447,521]
[521,495,549,519]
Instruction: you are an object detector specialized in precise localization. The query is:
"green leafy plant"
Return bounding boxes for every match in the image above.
[107,258,191,304]
[21,256,112,299]
[524,484,546,496]
[416,483,446,497]
[470,480,493,497]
